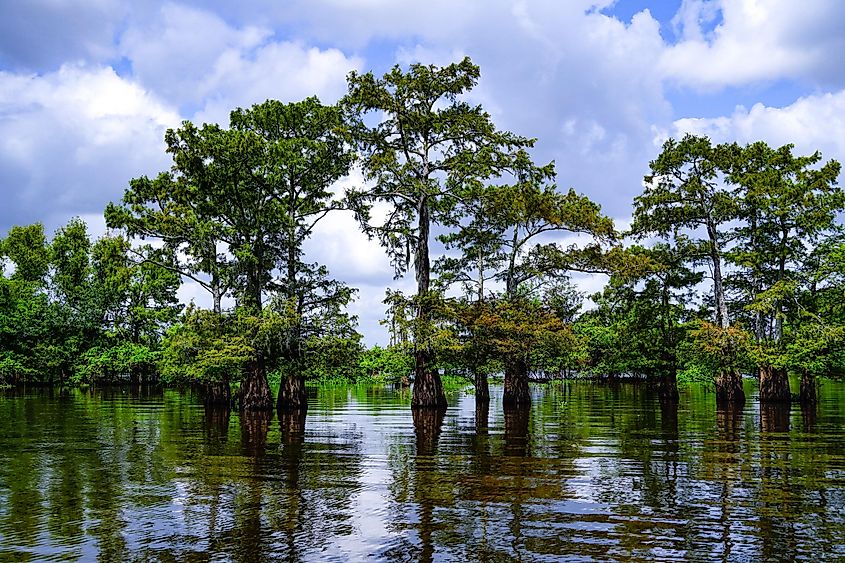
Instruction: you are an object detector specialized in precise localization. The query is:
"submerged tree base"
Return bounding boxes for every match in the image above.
[239,359,273,411]
[759,365,791,403]
[203,381,231,407]
[715,369,745,405]
[277,374,308,411]
[502,359,531,407]
[412,370,448,409]
[658,373,680,403]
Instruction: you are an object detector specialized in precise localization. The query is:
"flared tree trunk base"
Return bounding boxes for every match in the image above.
[239,358,273,411]
[503,358,531,407]
[715,369,745,405]
[759,365,791,403]
[411,351,447,409]
[277,374,308,411]
[204,380,231,406]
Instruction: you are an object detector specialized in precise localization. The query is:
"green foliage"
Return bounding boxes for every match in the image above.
[685,321,752,377]
[75,342,160,384]
[3,223,51,284]
[1,62,844,407]
[0,219,181,385]
[159,306,253,385]
[356,345,414,382]
[343,57,536,378]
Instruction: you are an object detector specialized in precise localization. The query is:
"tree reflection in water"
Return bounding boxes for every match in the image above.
[2,384,845,561]
[412,408,446,563]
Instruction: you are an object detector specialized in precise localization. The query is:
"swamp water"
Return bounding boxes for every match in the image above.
[0,382,844,562]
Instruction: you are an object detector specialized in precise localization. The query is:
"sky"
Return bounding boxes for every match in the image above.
[2,0,845,343]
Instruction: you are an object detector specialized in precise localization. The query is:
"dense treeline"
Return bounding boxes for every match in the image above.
[1,58,843,411]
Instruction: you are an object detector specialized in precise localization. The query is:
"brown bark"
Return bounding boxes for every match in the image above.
[277,373,308,411]
[239,355,273,411]
[715,369,745,405]
[409,198,448,410]
[475,399,489,435]
[204,379,231,406]
[760,402,790,433]
[799,369,817,405]
[503,405,530,457]
[658,371,680,403]
[758,365,791,404]
[503,357,531,407]
[411,350,448,409]
[474,370,489,403]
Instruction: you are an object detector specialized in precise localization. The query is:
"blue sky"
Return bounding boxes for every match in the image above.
[2,0,844,342]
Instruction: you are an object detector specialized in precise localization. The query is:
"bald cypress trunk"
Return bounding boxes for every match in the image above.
[715,369,745,405]
[411,200,447,409]
[759,365,791,403]
[277,373,307,411]
[503,357,531,407]
[412,350,447,409]
[204,379,231,406]
[239,354,273,411]
[474,370,489,404]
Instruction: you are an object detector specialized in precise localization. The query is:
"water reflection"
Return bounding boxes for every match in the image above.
[474,399,489,435]
[0,383,844,561]
[240,410,271,457]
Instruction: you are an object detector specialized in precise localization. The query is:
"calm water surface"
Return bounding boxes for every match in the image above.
[0,381,844,562]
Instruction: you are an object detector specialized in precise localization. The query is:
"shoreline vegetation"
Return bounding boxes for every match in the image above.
[1,58,843,412]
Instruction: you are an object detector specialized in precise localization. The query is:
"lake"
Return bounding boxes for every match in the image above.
[0,381,844,562]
